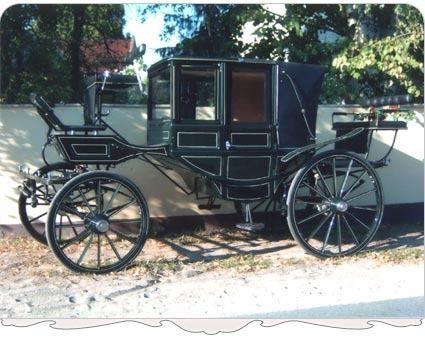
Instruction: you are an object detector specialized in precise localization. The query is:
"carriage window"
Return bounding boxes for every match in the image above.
[231,69,267,123]
[151,69,171,119]
[179,68,217,121]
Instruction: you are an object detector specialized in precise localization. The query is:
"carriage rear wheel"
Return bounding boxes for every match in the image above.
[46,171,149,274]
[287,150,384,258]
[18,162,80,244]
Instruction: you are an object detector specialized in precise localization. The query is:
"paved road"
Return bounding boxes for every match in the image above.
[1,257,423,318]
[243,297,425,318]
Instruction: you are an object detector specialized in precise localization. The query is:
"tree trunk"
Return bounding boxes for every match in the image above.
[70,5,85,102]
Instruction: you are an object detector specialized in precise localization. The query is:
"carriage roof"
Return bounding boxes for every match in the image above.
[148,56,277,72]
[84,73,139,92]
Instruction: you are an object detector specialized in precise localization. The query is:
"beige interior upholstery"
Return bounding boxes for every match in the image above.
[231,70,266,123]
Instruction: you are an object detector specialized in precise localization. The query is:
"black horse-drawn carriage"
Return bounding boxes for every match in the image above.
[18,57,410,273]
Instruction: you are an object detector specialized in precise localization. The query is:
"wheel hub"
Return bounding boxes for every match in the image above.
[87,214,110,233]
[330,199,348,213]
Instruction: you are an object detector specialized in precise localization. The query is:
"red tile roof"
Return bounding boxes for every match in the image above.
[80,37,136,72]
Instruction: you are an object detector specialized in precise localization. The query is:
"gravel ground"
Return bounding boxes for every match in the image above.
[0,225,423,318]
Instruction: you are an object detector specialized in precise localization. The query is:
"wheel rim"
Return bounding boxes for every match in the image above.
[48,174,148,272]
[289,153,383,257]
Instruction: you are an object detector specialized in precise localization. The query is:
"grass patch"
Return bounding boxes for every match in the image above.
[324,247,424,265]
[204,254,272,273]
[135,258,184,276]
[359,247,424,263]
[131,253,273,276]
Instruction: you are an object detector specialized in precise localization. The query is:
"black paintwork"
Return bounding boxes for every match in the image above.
[146,57,327,201]
[54,135,166,164]
[30,57,404,202]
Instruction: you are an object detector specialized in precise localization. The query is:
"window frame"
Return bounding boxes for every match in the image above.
[148,66,172,121]
[175,64,220,125]
[226,64,272,126]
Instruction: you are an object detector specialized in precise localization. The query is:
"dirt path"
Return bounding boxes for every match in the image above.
[0,225,423,318]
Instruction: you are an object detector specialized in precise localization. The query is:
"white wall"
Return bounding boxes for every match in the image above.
[0,103,423,225]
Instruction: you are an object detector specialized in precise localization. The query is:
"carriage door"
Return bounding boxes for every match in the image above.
[224,63,273,200]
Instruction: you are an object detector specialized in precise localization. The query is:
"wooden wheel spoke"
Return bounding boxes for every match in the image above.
[315,165,334,198]
[109,228,138,244]
[105,198,137,218]
[336,215,342,253]
[77,187,95,215]
[307,213,332,241]
[58,204,87,219]
[295,195,324,205]
[339,159,354,197]
[299,181,330,201]
[77,234,94,265]
[60,229,91,250]
[321,214,335,253]
[342,170,368,199]
[105,233,122,260]
[345,211,371,231]
[97,234,101,269]
[97,180,103,213]
[349,205,376,212]
[298,208,330,225]
[345,188,376,203]
[341,214,360,245]
[70,187,92,202]
[59,216,63,242]
[332,157,338,196]
[109,219,143,225]
[103,183,122,214]
[26,202,50,206]
[29,212,47,223]
[55,223,86,229]
[66,215,79,236]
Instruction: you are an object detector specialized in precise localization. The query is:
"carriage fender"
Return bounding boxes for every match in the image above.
[280,127,365,163]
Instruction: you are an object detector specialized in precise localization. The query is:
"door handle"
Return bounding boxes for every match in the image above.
[225,140,231,150]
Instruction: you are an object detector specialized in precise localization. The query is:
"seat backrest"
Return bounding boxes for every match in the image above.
[83,75,98,126]
[29,93,66,130]
[360,95,412,107]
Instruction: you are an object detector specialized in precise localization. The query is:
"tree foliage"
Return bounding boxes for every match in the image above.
[141,4,261,58]
[1,4,125,103]
[141,4,423,103]
[331,5,424,101]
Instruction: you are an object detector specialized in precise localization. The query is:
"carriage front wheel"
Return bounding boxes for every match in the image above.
[287,150,384,258]
[46,171,149,273]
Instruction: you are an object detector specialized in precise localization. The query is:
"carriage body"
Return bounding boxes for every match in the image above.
[50,57,327,203]
[144,57,326,202]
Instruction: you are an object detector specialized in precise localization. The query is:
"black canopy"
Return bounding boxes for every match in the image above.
[277,62,327,149]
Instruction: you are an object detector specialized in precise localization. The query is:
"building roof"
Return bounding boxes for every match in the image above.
[80,36,137,73]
